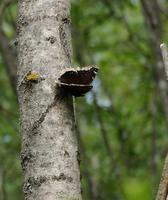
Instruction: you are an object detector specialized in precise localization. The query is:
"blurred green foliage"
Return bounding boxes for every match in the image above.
[0,0,168,199]
[0,49,22,198]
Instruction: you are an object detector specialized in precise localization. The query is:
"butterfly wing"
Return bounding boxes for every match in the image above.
[58,66,98,97]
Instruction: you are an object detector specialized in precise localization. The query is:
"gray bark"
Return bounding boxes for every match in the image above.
[17,0,82,199]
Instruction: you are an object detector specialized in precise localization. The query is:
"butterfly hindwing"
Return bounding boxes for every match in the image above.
[60,84,93,97]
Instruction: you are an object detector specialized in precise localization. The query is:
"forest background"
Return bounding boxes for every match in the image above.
[0,0,168,199]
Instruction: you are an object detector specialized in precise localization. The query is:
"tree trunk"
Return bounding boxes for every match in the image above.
[17,0,82,199]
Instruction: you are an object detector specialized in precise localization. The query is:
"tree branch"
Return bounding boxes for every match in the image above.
[0,28,17,93]
[160,43,168,80]
[156,153,168,200]
[0,0,17,94]
[76,122,101,200]
[93,92,115,165]
[155,43,168,200]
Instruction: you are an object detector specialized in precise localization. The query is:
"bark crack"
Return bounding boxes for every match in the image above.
[21,149,34,172]
[31,94,60,133]
[59,17,71,60]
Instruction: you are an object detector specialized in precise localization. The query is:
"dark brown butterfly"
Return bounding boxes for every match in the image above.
[58,66,98,97]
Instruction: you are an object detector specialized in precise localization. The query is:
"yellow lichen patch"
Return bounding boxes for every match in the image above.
[26,72,39,81]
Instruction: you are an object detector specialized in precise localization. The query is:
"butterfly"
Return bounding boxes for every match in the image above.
[58,66,98,97]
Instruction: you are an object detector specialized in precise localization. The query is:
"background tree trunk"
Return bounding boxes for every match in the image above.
[17,0,81,199]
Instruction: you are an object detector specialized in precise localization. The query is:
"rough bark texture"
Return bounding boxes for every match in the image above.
[17,0,82,199]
